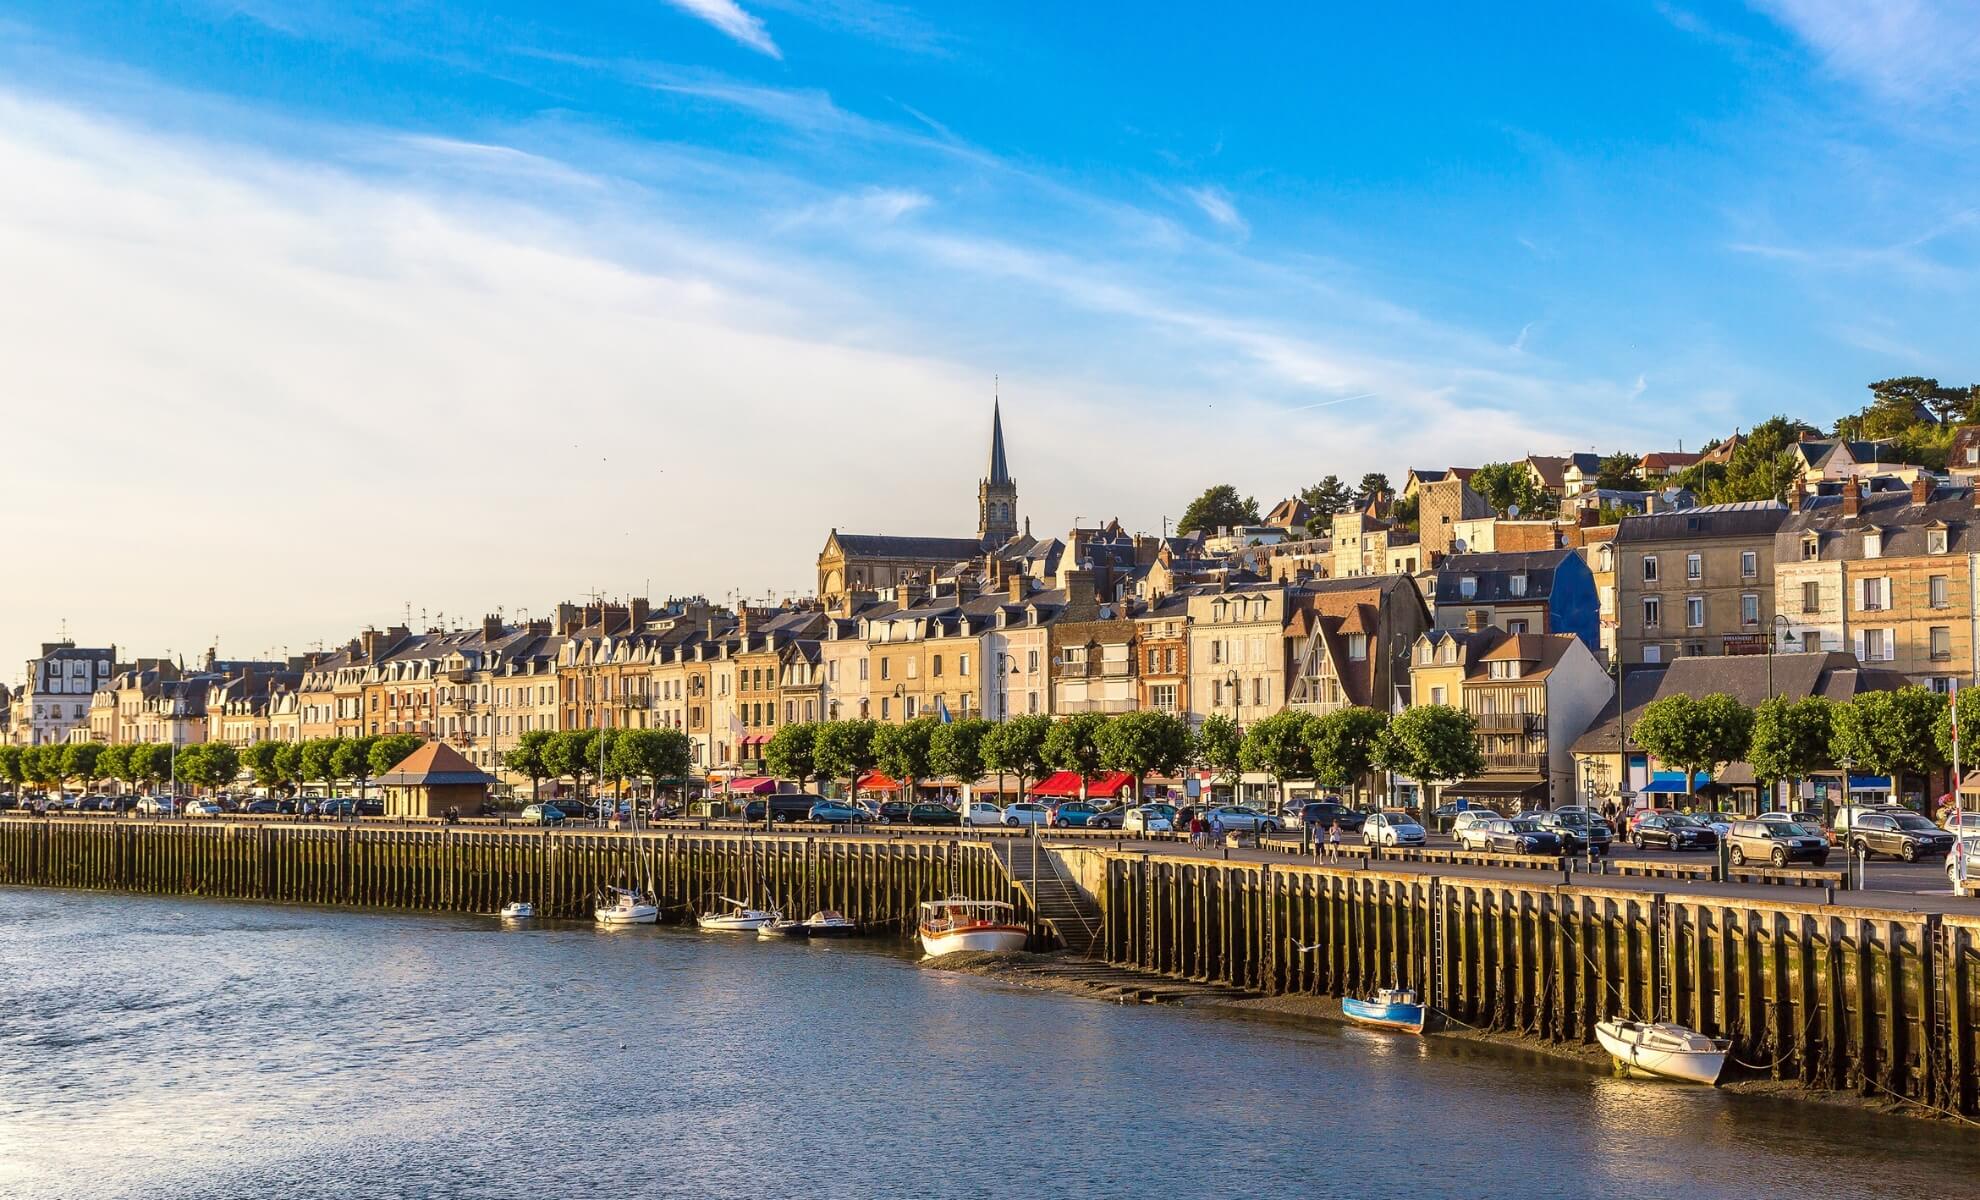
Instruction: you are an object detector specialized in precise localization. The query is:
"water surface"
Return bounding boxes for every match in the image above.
[2,888,1974,1198]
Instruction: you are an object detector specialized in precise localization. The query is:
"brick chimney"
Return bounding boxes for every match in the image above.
[482,613,504,642]
[1788,486,1803,513]
[1843,475,1862,518]
[360,628,382,663]
[630,597,651,627]
[1911,476,1932,506]
[736,601,753,636]
[1008,572,1028,604]
[1464,608,1489,633]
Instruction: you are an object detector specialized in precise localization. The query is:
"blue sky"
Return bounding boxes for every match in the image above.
[3,2,1977,662]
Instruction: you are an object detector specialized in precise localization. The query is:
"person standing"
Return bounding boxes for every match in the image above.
[1325,820,1342,863]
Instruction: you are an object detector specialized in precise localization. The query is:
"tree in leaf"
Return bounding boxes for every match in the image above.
[1675,415,1815,505]
[241,741,284,792]
[0,745,23,790]
[504,729,555,801]
[764,722,821,792]
[981,714,1053,801]
[127,743,169,792]
[301,738,343,798]
[1748,697,1834,803]
[1299,476,1356,530]
[1306,706,1389,806]
[1831,687,1947,784]
[1096,710,1191,807]
[367,733,422,780]
[1238,708,1319,812]
[1468,461,1551,517]
[542,730,599,802]
[1375,704,1484,805]
[180,742,240,794]
[614,728,693,800]
[334,736,380,807]
[21,745,62,792]
[814,719,880,803]
[1177,484,1260,535]
[928,718,993,795]
[96,743,132,792]
[1595,451,1644,491]
[61,742,105,794]
[1193,712,1244,800]
[273,741,305,796]
[1355,472,1392,505]
[1631,693,1753,796]
[872,718,937,801]
[1043,713,1109,800]
[1934,685,1980,771]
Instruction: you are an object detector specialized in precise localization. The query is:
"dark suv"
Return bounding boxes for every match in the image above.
[1527,810,1612,856]
[1298,802,1367,833]
[1848,811,1956,862]
[742,794,826,823]
[1726,820,1829,867]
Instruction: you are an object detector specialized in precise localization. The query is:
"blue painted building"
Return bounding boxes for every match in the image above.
[1431,548,1601,655]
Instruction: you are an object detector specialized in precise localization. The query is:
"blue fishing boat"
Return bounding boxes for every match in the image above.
[1342,987,1426,1034]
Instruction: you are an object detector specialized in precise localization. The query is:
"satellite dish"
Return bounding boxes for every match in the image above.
[1507,503,1521,518]
[1454,538,1468,553]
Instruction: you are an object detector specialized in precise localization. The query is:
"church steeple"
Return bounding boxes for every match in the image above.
[978,395,1018,546]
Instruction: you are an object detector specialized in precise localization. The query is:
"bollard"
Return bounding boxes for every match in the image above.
[1824,885,1836,905]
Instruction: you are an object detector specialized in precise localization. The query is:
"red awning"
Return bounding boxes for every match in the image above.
[856,771,901,791]
[1029,771,1134,799]
[739,733,771,749]
[724,777,779,794]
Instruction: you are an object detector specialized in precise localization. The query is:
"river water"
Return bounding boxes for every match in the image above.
[2,888,1975,1199]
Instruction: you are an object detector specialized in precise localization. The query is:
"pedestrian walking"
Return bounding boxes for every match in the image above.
[1209,813,1223,845]
[1325,820,1342,863]
[1189,813,1204,847]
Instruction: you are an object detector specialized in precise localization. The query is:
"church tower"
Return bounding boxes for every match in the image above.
[977,398,1019,546]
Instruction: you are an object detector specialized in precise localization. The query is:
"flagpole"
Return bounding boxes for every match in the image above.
[1954,680,1965,889]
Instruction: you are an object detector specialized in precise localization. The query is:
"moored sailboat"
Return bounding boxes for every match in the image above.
[594,887,658,926]
[917,898,1028,958]
[1595,1019,1728,1085]
[698,896,782,932]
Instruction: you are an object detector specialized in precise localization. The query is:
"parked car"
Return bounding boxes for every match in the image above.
[1526,810,1611,855]
[1123,804,1176,835]
[1946,835,1980,890]
[1085,806,1127,830]
[1634,813,1717,851]
[183,799,223,818]
[1203,805,1279,835]
[1833,804,1909,837]
[807,800,865,824]
[1362,809,1425,847]
[319,798,359,818]
[1629,807,1678,833]
[244,798,282,815]
[357,798,384,817]
[0,793,16,811]
[1484,817,1564,856]
[1452,811,1498,851]
[136,795,176,816]
[1049,801,1101,828]
[519,803,566,826]
[960,801,1004,827]
[1292,801,1366,834]
[1758,811,1832,844]
[1726,820,1830,867]
[743,794,826,824]
[1002,801,1050,827]
[873,801,912,824]
[1941,811,1980,835]
[909,802,962,827]
[1690,811,1738,838]
[1847,811,1957,862]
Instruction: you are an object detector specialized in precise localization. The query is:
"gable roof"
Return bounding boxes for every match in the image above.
[830,533,989,560]
[1779,483,1978,558]
[1432,549,1577,606]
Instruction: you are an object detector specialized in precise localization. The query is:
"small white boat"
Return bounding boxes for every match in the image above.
[698,895,782,932]
[1342,987,1426,1034]
[917,898,1028,958]
[594,887,659,926]
[1595,1018,1728,1085]
[757,919,804,940]
[499,901,534,920]
[801,909,858,939]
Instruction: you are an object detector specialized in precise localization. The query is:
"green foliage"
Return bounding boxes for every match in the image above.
[178,742,240,792]
[1306,706,1389,790]
[367,733,422,778]
[1595,451,1644,491]
[1177,484,1260,535]
[541,730,598,789]
[872,718,937,788]
[1469,461,1552,517]
[21,744,62,787]
[981,714,1053,791]
[127,743,171,788]
[1836,377,1977,440]
[1355,472,1392,504]
[928,717,994,784]
[1042,713,1109,787]
[61,742,105,789]
[614,728,693,789]
[1935,687,1980,767]
[241,741,284,789]
[814,719,880,791]
[1299,475,1356,530]
[1390,491,1420,535]
[96,743,131,787]
[763,722,821,786]
[301,738,342,789]
[1631,693,1754,791]
[0,745,22,786]
[1832,687,1948,780]
[1238,709,1318,785]
[1748,697,1834,786]
[1192,713,1243,781]
[1096,710,1190,798]
[272,742,305,792]
[505,729,555,797]
[1674,415,1814,504]
[1375,705,1484,787]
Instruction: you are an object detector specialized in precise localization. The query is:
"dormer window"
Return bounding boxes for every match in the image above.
[1459,576,1478,599]
[1802,535,1819,562]
[1420,643,1434,665]
[1864,532,1882,559]
[1348,634,1367,661]
[1442,643,1457,665]
[1928,528,1949,555]
[1487,660,1522,680]
[1509,574,1527,597]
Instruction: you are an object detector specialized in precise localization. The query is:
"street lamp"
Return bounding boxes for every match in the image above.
[1766,614,1798,701]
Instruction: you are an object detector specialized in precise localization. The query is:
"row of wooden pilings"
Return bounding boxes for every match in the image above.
[1100,852,1980,1118]
[0,818,1042,943]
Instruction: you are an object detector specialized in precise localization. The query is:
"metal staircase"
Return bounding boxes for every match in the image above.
[991,837,1103,957]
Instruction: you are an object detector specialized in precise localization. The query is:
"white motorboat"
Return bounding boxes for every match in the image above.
[757,918,804,940]
[801,909,858,939]
[594,887,659,926]
[1595,1018,1729,1085]
[917,898,1028,958]
[498,901,534,920]
[698,896,782,932]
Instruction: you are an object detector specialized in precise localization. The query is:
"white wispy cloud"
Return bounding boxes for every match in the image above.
[662,0,782,59]
[1183,185,1248,237]
[1751,0,1980,103]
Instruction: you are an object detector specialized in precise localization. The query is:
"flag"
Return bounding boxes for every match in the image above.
[936,696,952,724]
[727,712,745,737]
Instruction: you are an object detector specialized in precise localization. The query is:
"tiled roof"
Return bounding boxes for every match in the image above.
[831,533,987,559]
[375,740,493,787]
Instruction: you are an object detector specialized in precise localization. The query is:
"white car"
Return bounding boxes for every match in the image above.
[1002,801,1050,827]
[1942,811,1980,835]
[964,801,1004,827]
[183,800,223,818]
[136,795,176,816]
[1362,809,1426,847]
[1451,811,1497,850]
[1122,804,1175,835]
[1948,836,1980,891]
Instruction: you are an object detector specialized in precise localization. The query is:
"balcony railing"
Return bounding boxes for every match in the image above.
[1471,713,1543,734]
[1479,752,1545,773]
[1054,697,1138,714]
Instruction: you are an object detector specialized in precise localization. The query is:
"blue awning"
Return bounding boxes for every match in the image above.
[1640,779,1694,794]
[1848,775,1892,791]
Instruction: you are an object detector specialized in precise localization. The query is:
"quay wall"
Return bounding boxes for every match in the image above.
[1099,853,1980,1119]
[0,818,1038,940]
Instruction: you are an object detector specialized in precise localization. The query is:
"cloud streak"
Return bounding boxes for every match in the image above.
[1184,185,1248,237]
[1751,0,1980,104]
[662,0,782,59]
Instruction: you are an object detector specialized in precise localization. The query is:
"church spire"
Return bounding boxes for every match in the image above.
[988,396,1011,485]
[978,389,1018,546]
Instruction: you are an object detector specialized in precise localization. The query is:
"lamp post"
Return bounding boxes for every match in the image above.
[1226,669,1241,806]
[1766,613,1798,701]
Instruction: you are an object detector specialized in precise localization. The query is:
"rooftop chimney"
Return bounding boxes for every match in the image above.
[631,597,651,627]
[1465,608,1489,633]
[1787,486,1804,513]
[1008,572,1028,604]
[736,601,753,636]
[1911,476,1932,506]
[360,628,382,663]
[1843,475,1863,518]
[482,613,504,642]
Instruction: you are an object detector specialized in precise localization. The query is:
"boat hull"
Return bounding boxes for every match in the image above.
[1342,997,1426,1034]
[595,906,658,925]
[1595,1021,1726,1085]
[918,924,1029,958]
[699,915,778,932]
[803,923,858,939]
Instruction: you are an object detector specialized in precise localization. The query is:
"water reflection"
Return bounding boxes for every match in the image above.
[2,888,1976,1200]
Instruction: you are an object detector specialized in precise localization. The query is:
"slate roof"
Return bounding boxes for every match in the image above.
[1949,425,1980,471]
[1568,653,1910,755]
[831,533,989,559]
[1433,549,1574,606]
[1778,483,1980,559]
[1614,499,1787,544]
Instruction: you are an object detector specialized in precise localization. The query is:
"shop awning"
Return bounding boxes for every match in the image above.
[1030,771,1134,798]
[1848,774,1892,792]
[738,734,771,749]
[723,777,779,794]
[855,771,901,791]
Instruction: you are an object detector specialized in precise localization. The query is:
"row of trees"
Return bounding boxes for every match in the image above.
[0,735,426,798]
[1632,685,1976,799]
[500,728,694,802]
[747,704,1487,811]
